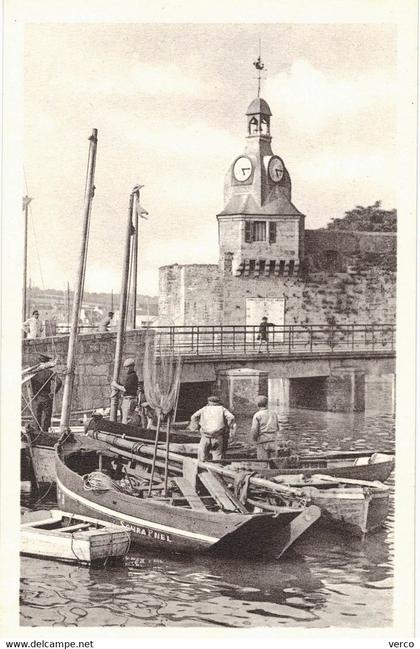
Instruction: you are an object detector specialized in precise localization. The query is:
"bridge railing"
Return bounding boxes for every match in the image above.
[150,323,395,356]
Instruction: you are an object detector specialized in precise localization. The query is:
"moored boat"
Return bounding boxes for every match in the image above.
[55,434,320,558]
[252,473,390,538]
[21,509,132,565]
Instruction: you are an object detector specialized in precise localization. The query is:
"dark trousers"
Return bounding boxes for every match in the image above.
[33,395,53,432]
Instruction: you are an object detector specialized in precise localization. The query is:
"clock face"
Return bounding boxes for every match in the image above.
[233,157,253,182]
[268,156,284,182]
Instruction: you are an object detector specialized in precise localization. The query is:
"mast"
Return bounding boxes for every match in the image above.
[22,195,32,321]
[66,282,70,330]
[60,129,98,432]
[131,197,139,330]
[110,186,137,421]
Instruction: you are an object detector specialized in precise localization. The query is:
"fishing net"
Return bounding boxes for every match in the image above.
[143,332,182,416]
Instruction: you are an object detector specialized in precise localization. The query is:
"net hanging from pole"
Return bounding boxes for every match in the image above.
[143,332,182,416]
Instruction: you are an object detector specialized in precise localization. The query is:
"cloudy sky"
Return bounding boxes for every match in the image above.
[24,23,396,295]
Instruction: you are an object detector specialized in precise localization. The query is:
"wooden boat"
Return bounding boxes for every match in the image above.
[21,509,131,565]
[248,473,390,538]
[219,449,395,484]
[55,434,320,558]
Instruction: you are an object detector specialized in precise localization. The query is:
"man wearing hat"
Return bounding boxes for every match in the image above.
[111,358,139,424]
[30,354,62,432]
[190,396,236,462]
[250,395,282,460]
[22,309,44,339]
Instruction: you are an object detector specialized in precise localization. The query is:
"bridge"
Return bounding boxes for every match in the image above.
[147,323,395,415]
[151,323,395,357]
[23,322,395,415]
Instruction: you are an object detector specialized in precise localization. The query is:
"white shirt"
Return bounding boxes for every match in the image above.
[191,404,235,437]
[23,316,44,339]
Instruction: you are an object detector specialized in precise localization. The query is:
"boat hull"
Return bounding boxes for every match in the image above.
[305,486,390,537]
[55,445,308,558]
[244,454,394,484]
[21,510,131,565]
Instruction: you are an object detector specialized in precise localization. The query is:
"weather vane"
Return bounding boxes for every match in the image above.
[253,38,265,97]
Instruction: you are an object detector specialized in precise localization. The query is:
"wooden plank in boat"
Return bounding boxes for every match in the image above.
[59,523,92,533]
[171,477,208,512]
[182,457,199,486]
[199,471,248,513]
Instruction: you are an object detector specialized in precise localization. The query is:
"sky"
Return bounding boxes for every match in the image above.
[24,23,397,295]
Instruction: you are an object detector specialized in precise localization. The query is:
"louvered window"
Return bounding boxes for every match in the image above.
[252,221,266,241]
[269,222,276,243]
[244,221,252,242]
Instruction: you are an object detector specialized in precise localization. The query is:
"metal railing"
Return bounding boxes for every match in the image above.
[148,323,395,357]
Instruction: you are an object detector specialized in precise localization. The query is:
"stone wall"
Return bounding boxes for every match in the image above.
[304,229,397,272]
[159,264,223,326]
[22,329,148,412]
[221,268,396,326]
[158,231,397,327]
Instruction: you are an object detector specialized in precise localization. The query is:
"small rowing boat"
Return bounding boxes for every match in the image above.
[247,473,390,538]
[21,509,132,565]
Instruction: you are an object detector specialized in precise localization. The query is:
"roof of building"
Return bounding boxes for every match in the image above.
[217,192,303,217]
[246,97,272,116]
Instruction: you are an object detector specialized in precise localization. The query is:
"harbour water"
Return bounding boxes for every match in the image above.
[20,376,395,628]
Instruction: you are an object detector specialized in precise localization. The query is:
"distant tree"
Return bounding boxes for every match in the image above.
[327,201,397,232]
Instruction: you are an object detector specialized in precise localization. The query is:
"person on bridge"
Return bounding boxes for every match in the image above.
[30,354,62,432]
[98,311,114,333]
[251,395,282,460]
[23,309,44,339]
[111,358,139,424]
[257,316,274,353]
[190,395,236,462]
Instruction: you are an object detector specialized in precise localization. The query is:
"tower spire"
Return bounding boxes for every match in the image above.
[253,37,265,97]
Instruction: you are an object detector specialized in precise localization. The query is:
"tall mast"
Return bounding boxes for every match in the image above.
[131,197,139,330]
[66,282,70,329]
[60,129,98,432]
[110,186,137,421]
[22,195,33,321]
[110,185,147,421]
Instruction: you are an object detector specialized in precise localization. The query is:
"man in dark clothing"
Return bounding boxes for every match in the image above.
[257,316,274,353]
[112,358,139,424]
[30,354,62,431]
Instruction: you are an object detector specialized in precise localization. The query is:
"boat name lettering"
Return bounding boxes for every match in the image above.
[120,522,172,542]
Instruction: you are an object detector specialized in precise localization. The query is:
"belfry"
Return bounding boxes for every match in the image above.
[217,88,305,279]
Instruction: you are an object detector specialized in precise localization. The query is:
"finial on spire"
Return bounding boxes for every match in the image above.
[253,38,265,97]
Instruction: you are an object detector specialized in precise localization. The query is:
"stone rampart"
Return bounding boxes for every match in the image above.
[22,329,148,412]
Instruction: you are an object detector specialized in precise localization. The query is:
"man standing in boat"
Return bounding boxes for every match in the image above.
[251,395,281,460]
[111,358,139,424]
[30,354,62,432]
[190,395,236,462]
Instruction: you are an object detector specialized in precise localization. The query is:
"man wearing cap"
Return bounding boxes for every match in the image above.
[30,354,62,432]
[23,310,44,339]
[251,395,281,460]
[111,358,139,424]
[190,396,236,462]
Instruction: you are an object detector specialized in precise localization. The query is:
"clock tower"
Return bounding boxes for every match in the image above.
[217,92,305,278]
